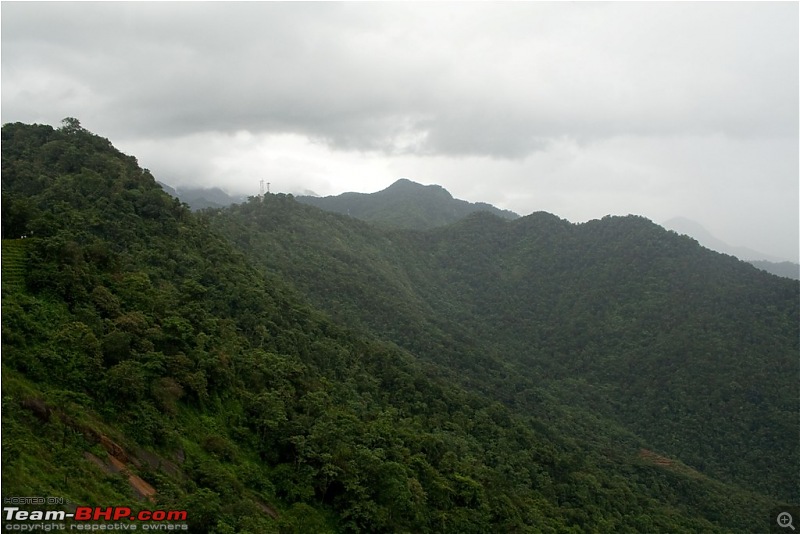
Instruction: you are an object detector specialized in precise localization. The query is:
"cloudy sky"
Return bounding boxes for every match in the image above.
[2,2,798,261]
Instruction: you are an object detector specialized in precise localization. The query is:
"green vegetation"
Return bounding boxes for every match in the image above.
[2,120,797,533]
[213,196,799,504]
[2,238,29,292]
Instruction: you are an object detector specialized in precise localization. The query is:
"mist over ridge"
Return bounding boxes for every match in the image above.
[159,174,798,273]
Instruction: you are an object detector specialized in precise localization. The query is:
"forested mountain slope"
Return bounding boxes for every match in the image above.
[214,192,799,506]
[1,121,795,533]
[296,178,519,230]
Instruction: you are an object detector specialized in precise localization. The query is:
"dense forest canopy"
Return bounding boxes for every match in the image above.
[2,120,797,533]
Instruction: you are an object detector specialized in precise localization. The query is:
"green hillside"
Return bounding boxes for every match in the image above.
[436,213,798,502]
[213,192,799,504]
[2,238,30,292]
[1,120,796,533]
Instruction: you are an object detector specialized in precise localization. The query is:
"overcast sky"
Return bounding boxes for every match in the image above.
[2,2,798,261]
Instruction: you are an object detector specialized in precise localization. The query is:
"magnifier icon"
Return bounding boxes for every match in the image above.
[778,512,795,530]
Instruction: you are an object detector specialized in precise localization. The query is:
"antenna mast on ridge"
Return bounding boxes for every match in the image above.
[258,180,272,201]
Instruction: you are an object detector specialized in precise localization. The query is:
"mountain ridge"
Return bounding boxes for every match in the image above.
[157,182,248,210]
[296,178,519,230]
[158,178,799,280]
[213,196,799,505]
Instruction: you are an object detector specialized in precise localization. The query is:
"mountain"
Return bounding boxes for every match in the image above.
[748,260,800,280]
[662,216,798,271]
[662,217,773,260]
[2,121,797,533]
[158,182,248,210]
[296,178,519,230]
[662,217,799,279]
[213,200,800,508]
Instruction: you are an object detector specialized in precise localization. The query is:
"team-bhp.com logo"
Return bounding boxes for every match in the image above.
[74,508,186,522]
[4,506,188,530]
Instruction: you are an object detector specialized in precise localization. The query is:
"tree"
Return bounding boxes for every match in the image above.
[59,117,85,134]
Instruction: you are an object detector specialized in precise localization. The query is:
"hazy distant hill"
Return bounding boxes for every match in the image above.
[748,260,800,280]
[663,216,785,262]
[296,178,519,229]
[662,216,798,279]
[158,182,247,210]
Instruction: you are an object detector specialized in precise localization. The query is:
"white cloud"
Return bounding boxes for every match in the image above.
[2,1,797,260]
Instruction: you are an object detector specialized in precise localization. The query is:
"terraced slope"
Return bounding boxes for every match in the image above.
[2,238,29,292]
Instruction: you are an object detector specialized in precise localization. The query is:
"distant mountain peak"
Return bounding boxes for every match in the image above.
[379,179,454,201]
[296,179,518,230]
[158,183,247,210]
[387,177,416,188]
